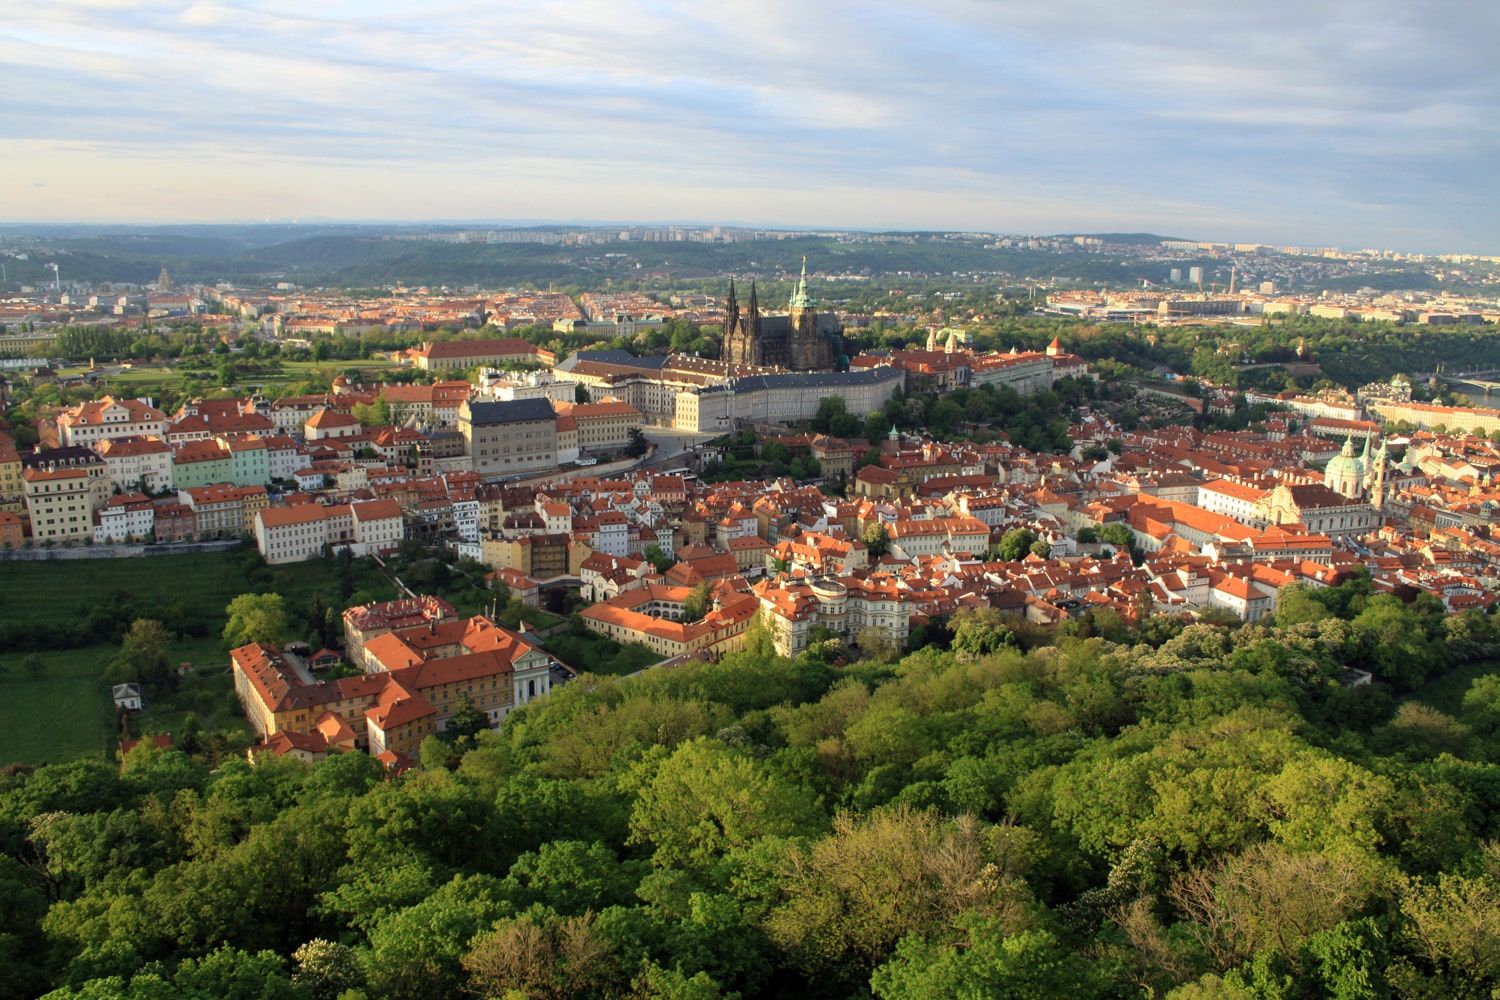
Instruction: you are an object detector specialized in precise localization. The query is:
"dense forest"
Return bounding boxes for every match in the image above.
[2,577,1498,999]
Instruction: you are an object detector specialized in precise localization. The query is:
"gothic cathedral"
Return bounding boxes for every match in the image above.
[722,258,840,370]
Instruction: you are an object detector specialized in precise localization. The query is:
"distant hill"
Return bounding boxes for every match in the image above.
[0,225,1247,288]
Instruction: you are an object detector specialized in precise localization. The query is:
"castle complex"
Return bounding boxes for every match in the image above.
[722,259,840,370]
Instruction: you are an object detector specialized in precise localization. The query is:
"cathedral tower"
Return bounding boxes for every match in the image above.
[787,257,834,370]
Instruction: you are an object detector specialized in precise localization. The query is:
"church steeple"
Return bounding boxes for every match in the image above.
[789,256,811,310]
[747,279,759,318]
[722,278,740,350]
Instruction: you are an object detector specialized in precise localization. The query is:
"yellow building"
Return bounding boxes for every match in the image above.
[558,399,643,454]
[0,442,22,513]
[23,467,95,543]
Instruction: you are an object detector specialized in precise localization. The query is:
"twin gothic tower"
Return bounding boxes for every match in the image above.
[722,258,840,370]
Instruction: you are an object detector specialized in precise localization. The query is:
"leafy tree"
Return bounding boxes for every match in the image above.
[291,939,364,1000]
[682,582,712,621]
[1391,843,1500,997]
[950,608,1016,660]
[1168,842,1380,968]
[22,652,45,680]
[445,693,488,741]
[769,807,1038,984]
[222,594,287,648]
[1096,522,1138,559]
[812,397,849,433]
[993,528,1037,562]
[351,398,390,427]
[107,619,174,690]
[462,911,624,1000]
[644,543,673,574]
[862,522,890,559]
[872,926,1094,1000]
[1460,674,1500,741]
[628,738,825,873]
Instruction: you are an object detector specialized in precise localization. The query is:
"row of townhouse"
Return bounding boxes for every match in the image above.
[93,484,267,542]
[253,498,404,564]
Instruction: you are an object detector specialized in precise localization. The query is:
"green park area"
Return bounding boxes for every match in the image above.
[0,547,396,765]
[542,617,663,677]
[1409,658,1500,716]
[55,354,402,400]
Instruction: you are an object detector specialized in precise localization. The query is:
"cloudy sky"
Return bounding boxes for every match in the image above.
[2,1,1496,251]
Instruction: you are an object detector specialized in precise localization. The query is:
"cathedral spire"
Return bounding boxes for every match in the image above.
[789,256,811,310]
[747,279,759,317]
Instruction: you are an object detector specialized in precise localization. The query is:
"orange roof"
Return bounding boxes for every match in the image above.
[306,408,360,429]
[97,436,171,457]
[352,498,402,521]
[23,466,87,482]
[257,504,329,528]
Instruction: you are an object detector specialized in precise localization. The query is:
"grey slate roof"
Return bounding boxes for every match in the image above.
[726,366,904,393]
[462,397,557,425]
[560,350,669,372]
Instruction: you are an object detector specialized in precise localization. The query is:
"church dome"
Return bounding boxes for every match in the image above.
[1323,437,1364,497]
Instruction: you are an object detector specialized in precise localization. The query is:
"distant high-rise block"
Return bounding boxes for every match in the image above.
[1169,268,1182,283]
[1260,280,1276,294]
[1188,266,1204,285]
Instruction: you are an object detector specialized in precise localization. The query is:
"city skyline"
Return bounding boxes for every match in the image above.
[2,1,1497,253]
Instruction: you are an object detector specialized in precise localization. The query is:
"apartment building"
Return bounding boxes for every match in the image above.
[342,595,459,666]
[254,498,405,564]
[885,516,991,560]
[755,575,911,657]
[558,399,643,454]
[56,396,168,448]
[22,446,112,509]
[94,492,156,543]
[180,484,267,537]
[223,436,270,485]
[304,408,363,441]
[96,436,174,492]
[0,440,25,512]
[23,467,94,543]
[171,439,233,489]
[1197,479,1269,527]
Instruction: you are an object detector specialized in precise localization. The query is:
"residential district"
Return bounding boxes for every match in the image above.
[4,267,1500,769]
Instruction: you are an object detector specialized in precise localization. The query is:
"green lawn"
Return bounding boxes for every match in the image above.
[1409,660,1498,716]
[543,621,663,677]
[498,603,564,632]
[0,548,393,630]
[0,550,266,629]
[62,355,401,399]
[0,649,116,763]
[0,549,396,764]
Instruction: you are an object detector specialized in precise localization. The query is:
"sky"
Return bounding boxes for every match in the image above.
[2,1,1497,252]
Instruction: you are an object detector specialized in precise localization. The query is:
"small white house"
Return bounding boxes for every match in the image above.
[112,683,144,713]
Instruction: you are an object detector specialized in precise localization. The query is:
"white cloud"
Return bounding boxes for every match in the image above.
[0,0,1495,250]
